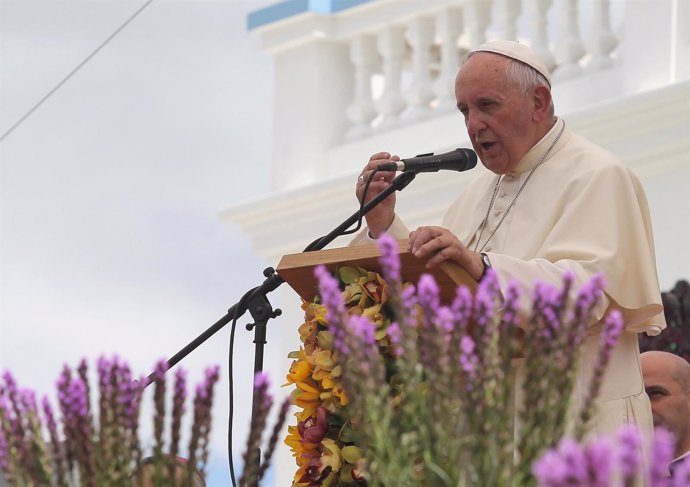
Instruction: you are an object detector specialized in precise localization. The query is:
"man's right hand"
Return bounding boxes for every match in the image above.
[356,152,399,238]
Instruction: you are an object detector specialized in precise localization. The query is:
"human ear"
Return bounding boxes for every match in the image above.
[532,85,552,122]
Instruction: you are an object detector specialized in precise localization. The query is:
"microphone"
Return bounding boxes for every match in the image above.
[377,148,477,173]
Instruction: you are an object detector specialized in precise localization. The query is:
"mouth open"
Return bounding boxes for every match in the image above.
[480,142,495,151]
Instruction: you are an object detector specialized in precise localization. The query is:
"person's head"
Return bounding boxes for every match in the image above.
[641,351,690,458]
[455,40,556,174]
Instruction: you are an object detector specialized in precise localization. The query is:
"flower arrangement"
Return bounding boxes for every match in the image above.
[284,266,393,486]
[0,357,219,487]
[284,234,630,487]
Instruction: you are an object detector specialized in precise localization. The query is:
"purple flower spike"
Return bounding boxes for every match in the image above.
[459,336,478,379]
[473,280,494,329]
[617,424,643,482]
[602,309,624,350]
[348,315,376,346]
[558,439,588,485]
[417,274,440,313]
[672,456,690,487]
[254,372,270,389]
[532,449,568,487]
[377,233,400,282]
[649,427,674,487]
[435,307,454,334]
[451,285,473,329]
[387,322,403,356]
[315,265,346,323]
[154,359,169,380]
[584,437,613,487]
[0,427,7,469]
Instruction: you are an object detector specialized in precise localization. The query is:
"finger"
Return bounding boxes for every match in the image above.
[409,226,436,253]
[369,151,391,161]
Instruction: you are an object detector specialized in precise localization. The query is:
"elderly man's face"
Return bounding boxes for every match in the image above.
[455,53,541,175]
[641,352,690,455]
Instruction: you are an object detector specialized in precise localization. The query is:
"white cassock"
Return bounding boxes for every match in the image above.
[352,117,665,443]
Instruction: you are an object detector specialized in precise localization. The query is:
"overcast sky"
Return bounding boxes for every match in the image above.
[0,1,283,484]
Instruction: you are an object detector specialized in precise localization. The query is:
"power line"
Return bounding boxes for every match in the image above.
[0,0,156,145]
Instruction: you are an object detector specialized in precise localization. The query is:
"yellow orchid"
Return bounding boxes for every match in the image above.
[359,272,389,304]
[320,438,343,473]
[316,330,334,351]
[285,353,313,387]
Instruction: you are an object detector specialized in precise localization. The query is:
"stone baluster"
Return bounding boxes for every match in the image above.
[586,0,618,70]
[346,34,379,140]
[464,0,493,49]
[497,0,522,41]
[529,0,557,73]
[553,0,586,80]
[434,7,464,112]
[404,16,436,121]
[375,26,407,129]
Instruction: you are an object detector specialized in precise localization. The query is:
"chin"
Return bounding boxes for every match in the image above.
[480,158,510,175]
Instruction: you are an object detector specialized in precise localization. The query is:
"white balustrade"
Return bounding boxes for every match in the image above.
[404,16,436,122]
[553,0,586,80]
[529,0,557,72]
[498,0,523,41]
[464,0,493,48]
[434,7,464,112]
[253,0,630,144]
[375,26,407,129]
[586,0,618,70]
[346,34,379,140]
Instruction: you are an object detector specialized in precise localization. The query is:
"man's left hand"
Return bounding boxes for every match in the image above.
[408,226,485,281]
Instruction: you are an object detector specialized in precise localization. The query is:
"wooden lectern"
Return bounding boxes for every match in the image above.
[276,239,477,303]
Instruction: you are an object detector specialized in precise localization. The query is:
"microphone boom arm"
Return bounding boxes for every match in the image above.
[304,171,418,252]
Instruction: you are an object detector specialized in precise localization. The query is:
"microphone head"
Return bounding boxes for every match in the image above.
[400,148,477,172]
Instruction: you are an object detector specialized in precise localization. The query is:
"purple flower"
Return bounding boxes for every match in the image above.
[254,371,270,390]
[617,424,643,482]
[387,322,403,356]
[315,265,346,324]
[67,379,89,420]
[348,315,376,346]
[648,427,674,487]
[672,456,690,487]
[558,438,588,485]
[584,437,613,487]
[602,309,624,351]
[436,306,454,334]
[533,449,568,487]
[459,336,478,378]
[451,285,473,329]
[574,273,606,318]
[417,274,440,316]
[473,271,498,329]
[501,280,522,329]
[377,233,400,282]
[0,426,7,469]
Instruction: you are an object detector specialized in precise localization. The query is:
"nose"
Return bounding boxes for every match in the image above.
[465,109,487,138]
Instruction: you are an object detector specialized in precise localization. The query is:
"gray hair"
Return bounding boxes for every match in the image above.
[464,51,555,116]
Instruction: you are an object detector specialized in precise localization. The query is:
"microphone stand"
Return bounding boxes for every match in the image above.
[150,170,418,486]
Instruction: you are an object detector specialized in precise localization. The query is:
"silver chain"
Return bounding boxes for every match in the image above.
[473,121,566,252]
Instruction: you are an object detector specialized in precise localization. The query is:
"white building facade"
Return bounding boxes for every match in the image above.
[222,0,690,483]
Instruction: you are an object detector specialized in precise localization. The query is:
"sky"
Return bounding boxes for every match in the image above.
[0,0,282,485]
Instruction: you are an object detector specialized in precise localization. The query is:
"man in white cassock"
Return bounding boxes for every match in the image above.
[351,40,665,448]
